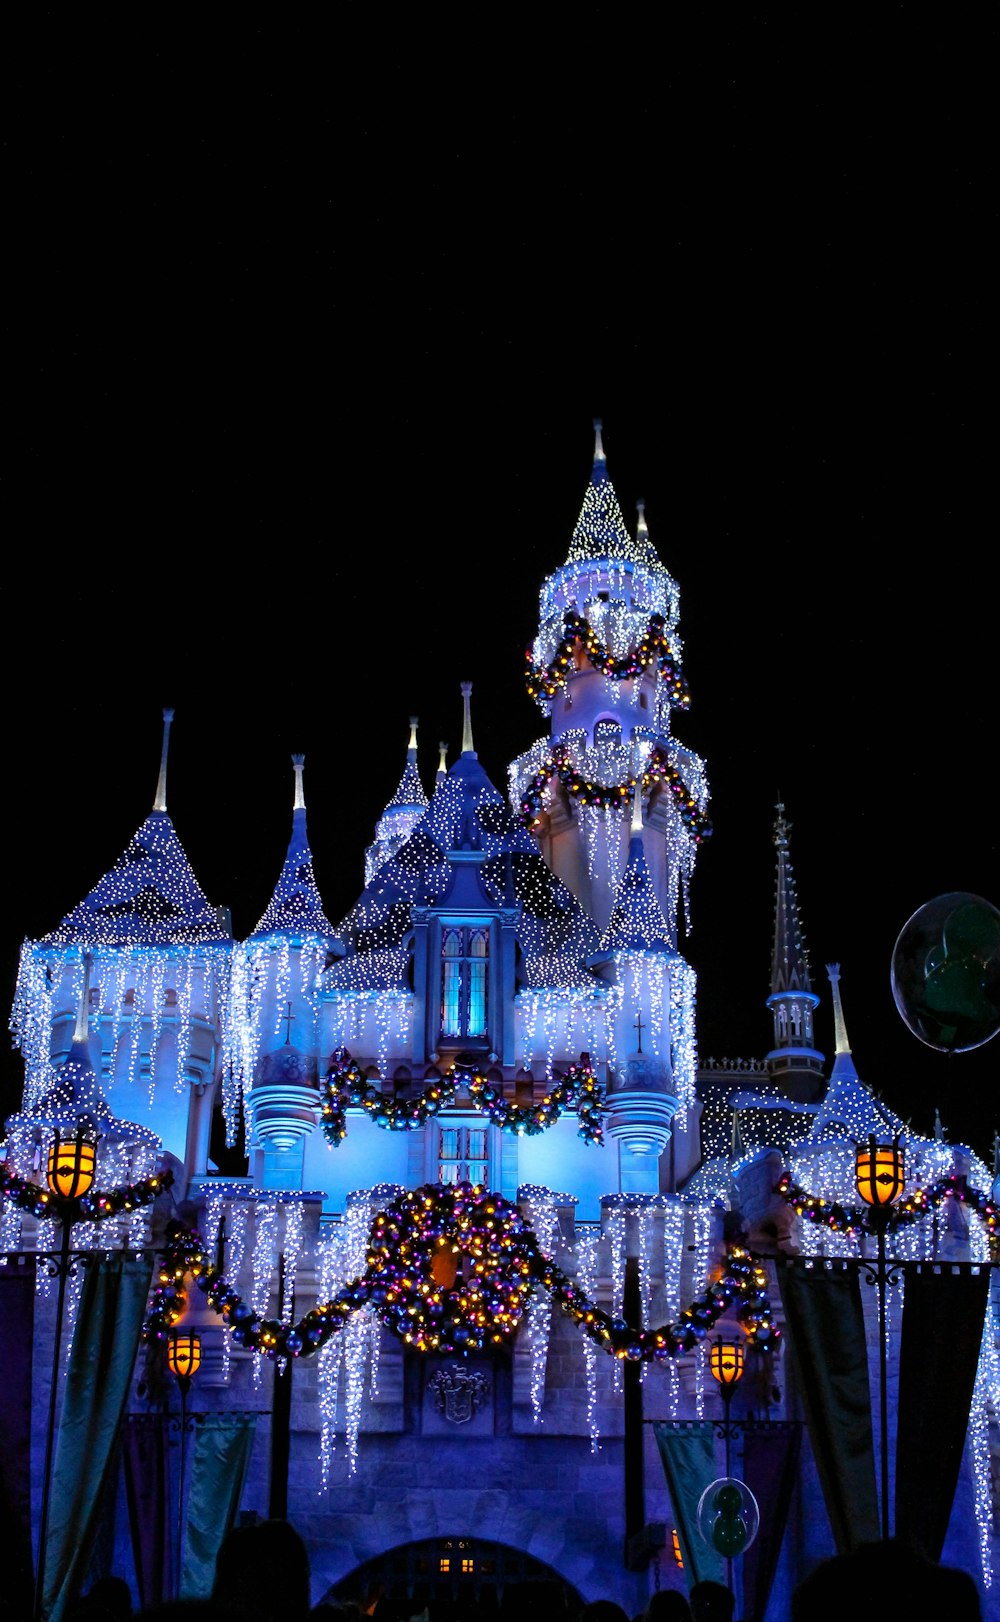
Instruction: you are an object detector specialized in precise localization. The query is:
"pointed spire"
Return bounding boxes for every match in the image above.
[826,962,851,1056]
[593,417,606,480]
[42,711,226,947]
[251,754,335,939]
[636,499,648,545]
[600,820,672,953]
[630,777,644,840]
[437,741,448,780]
[153,708,174,812]
[765,804,825,1102]
[770,804,812,995]
[461,682,476,756]
[363,719,431,885]
[73,950,93,1043]
[292,753,305,811]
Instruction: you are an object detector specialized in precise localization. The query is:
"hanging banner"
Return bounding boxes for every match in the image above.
[652,1420,726,1588]
[179,1414,258,1601]
[43,1253,154,1622]
[740,1421,802,1622]
[124,1413,174,1609]
[776,1257,879,1553]
[895,1261,991,1561]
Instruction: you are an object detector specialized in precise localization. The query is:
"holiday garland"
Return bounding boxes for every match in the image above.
[518,742,712,842]
[144,1181,778,1363]
[0,1163,174,1223]
[525,611,690,708]
[775,1170,999,1262]
[321,1051,605,1148]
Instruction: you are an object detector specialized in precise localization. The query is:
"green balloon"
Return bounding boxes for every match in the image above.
[713,1484,743,1514]
[712,1515,749,1556]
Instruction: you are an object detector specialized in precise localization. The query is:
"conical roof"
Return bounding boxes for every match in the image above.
[251,755,335,939]
[600,791,673,952]
[563,420,661,572]
[41,710,226,950]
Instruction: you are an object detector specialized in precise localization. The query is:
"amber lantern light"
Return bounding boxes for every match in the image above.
[167,1330,202,1386]
[855,1134,906,1210]
[46,1128,98,1202]
[709,1336,745,1393]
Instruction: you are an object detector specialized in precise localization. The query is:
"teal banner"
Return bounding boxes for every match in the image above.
[43,1253,153,1622]
[179,1414,258,1600]
[652,1420,726,1587]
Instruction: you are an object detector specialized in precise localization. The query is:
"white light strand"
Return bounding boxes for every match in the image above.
[662,1200,685,1416]
[281,1200,304,1324]
[692,1204,713,1419]
[607,1205,627,1395]
[970,1321,999,1590]
[575,1225,602,1451]
[524,1189,559,1425]
[249,1201,277,1389]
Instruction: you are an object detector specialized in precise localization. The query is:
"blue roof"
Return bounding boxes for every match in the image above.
[252,807,336,940]
[42,811,228,949]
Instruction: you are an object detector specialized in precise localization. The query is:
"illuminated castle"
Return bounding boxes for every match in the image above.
[4,425,998,1620]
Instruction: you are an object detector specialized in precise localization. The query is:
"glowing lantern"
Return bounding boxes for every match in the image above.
[46,1129,97,1201]
[167,1331,202,1384]
[709,1337,745,1390]
[855,1135,906,1208]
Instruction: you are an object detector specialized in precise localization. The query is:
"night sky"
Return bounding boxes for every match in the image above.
[4,18,997,1166]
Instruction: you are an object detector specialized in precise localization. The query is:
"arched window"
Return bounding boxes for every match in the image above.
[440,926,489,1039]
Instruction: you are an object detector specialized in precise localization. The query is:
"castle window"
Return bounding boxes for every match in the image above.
[437,1124,489,1186]
[440,926,489,1039]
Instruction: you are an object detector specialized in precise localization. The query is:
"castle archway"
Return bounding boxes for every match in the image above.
[324,1536,583,1619]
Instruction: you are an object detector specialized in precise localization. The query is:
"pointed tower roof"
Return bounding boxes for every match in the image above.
[364,718,433,886]
[770,804,813,995]
[42,709,228,948]
[825,961,860,1085]
[564,420,660,571]
[599,782,674,952]
[252,754,336,939]
[764,803,825,1102]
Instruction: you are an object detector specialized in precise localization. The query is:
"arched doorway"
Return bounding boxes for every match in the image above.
[325,1536,584,1619]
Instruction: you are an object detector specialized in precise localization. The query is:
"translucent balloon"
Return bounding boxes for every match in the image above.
[696,1476,759,1558]
[891,893,1000,1053]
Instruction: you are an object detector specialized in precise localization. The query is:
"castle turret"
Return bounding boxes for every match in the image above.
[599,785,693,1192]
[364,718,431,885]
[9,708,230,1176]
[243,754,339,1189]
[511,420,711,937]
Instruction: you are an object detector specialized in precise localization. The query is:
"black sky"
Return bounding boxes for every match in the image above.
[4,16,997,1165]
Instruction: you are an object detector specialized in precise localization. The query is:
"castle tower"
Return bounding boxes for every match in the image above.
[364,717,431,885]
[765,803,825,1101]
[599,785,693,1192]
[511,420,711,938]
[243,754,339,1189]
[9,708,231,1179]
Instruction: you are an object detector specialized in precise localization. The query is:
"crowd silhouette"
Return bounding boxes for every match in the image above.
[63,1518,984,1622]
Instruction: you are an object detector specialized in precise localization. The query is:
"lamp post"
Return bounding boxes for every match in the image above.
[168,1328,201,1595]
[709,1334,745,1595]
[854,1133,906,1542]
[33,1126,99,1622]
